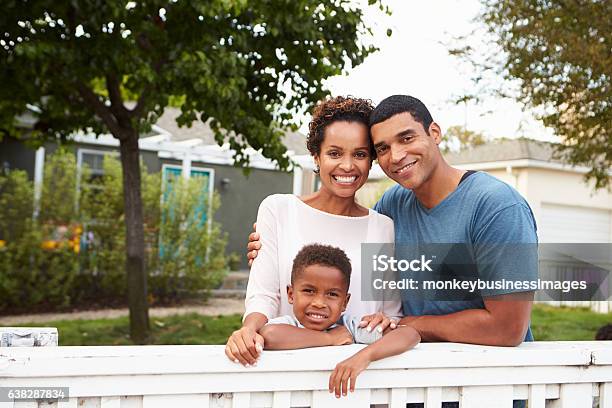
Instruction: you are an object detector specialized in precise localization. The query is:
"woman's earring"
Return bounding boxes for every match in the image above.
[313,165,320,174]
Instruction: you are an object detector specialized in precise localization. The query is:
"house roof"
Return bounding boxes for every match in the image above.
[444,138,563,165]
[155,107,309,155]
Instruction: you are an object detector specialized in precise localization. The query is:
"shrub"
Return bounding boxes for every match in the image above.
[0,149,228,312]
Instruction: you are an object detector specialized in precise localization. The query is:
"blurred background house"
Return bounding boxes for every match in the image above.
[1,107,317,270]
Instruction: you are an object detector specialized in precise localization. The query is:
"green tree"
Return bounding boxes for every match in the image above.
[450,0,611,189]
[0,1,388,342]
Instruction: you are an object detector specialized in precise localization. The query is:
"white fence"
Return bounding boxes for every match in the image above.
[2,342,612,407]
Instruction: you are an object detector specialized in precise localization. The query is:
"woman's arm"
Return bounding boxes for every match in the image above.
[225,312,267,366]
[261,324,353,350]
[329,326,420,398]
[226,196,282,366]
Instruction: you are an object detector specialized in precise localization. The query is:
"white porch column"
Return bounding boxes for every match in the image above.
[182,152,191,180]
[33,146,45,219]
[292,165,303,195]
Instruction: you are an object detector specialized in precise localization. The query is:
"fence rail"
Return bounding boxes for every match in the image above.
[2,342,612,407]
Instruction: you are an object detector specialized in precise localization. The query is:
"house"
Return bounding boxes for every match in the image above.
[1,107,317,269]
[443,138,612,244]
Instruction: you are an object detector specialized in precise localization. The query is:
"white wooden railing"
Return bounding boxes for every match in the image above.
[2,342,612,407]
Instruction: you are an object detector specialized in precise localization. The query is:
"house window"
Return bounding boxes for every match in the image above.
[76,149,117,186]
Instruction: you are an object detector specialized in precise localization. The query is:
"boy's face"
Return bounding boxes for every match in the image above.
[287,264,350,331]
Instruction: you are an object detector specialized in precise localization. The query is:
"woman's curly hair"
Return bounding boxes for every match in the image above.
[307,96,375,162]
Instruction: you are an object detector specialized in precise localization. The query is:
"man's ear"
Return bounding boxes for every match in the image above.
[428,122,442,145]
[287,285,294,304]
[342,293,351,312]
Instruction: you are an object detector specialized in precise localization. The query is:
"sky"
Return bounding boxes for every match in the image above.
[311,0,558,143]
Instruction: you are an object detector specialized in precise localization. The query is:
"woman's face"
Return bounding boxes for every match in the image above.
[314,120,372,198]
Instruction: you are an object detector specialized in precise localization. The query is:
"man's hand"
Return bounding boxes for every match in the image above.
[358,312,397,334]
[247,222,261,267]
[328,350,371,398]
[225,326,264,366]
[327,325,354,346]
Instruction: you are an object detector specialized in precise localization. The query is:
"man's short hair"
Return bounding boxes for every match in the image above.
[596,324,612,340]
[369,95,434,134]
[291,244,352,289]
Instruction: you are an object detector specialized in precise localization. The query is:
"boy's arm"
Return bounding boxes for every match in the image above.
[261,324,353,350]
[329,326,420,398]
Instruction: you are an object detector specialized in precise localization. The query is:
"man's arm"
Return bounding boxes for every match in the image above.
[260,324,353,350]
[400,292,533,346]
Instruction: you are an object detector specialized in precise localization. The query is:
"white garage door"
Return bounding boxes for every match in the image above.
[540,203,611,243]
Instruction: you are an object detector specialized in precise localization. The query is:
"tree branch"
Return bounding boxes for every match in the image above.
[76,81,127,140]
[105,74,131,126]
[128,85,151,120]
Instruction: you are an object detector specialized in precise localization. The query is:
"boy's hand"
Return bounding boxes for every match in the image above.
[327,325,354,346]
[359,312,397,333]
[329,351,371,398]
[246,222,260,267]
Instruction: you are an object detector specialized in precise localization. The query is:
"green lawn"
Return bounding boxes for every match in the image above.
[530,304,612,341]
[12,304,612,345]
[49,313,242,346]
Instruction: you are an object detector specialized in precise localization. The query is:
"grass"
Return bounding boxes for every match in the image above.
[530,304,612,341]
[11,304,612,345]
[33,313,243,346]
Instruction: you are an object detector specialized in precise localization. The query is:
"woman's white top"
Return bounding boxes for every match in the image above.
[244,194,401,321]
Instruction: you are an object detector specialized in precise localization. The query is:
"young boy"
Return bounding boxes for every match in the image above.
[260,243,421,398]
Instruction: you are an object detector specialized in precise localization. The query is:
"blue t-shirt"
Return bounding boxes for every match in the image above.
[374,172,538,341]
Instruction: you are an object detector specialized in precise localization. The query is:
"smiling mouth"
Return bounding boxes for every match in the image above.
[305,312,329,320]
[332,175,358,184]
[394,159,417,174]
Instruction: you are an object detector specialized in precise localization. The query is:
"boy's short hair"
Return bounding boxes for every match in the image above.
[369,94,434,134]
[596,324,612,340]
[291,244,352,289]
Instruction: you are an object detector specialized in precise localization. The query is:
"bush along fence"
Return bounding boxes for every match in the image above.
[0,149,228,313]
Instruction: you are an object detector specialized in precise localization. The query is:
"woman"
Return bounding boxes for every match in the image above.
[225,96,400,366]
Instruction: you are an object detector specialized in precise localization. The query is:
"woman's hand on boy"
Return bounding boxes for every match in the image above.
[328,349,372,398]
[327,325,354,346]
[247,223,260,267]
[225,326,264,366]
[359,312,397,334]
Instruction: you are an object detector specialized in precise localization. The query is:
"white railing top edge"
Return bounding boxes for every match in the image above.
[1,342,611,378]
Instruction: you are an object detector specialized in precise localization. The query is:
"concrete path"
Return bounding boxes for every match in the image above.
[0,298,245,325]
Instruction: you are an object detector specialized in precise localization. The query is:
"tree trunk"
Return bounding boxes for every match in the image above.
[119,131,150,344]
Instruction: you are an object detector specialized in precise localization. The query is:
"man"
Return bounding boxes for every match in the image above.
[248,95,537,346]
[365,95,537,346]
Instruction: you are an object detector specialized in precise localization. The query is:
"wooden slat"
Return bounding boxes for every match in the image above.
[100,396,121,408]
[389,388,407,408]
[230,393,250,408]
[547,383,592,408]
[12,402,36,408]
[425,387,442,408]
[528,384,546,408]
[56,398,78,408]
[143,394,209,408]
[271,391,290,408]
[460,385,513,408]
[601,383,612,408]
[312,390,370,408]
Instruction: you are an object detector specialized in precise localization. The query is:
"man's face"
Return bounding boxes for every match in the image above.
[288,264,350,331]
[371,112,442,192]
